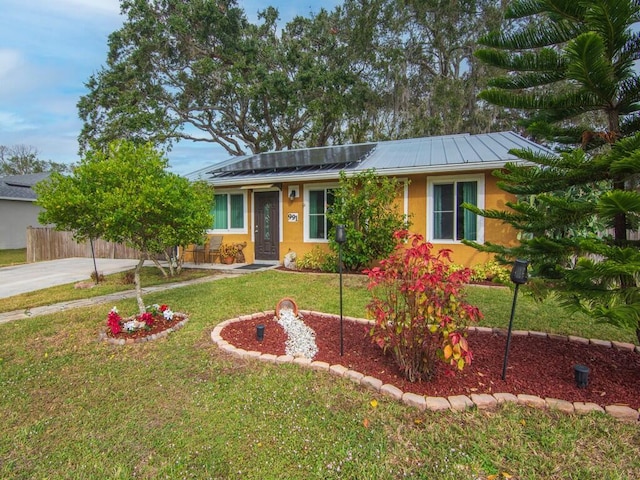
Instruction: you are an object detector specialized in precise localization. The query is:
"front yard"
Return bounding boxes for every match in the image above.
[0,270,638,479]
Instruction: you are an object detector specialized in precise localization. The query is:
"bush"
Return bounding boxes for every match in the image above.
[296,247,338,273]
[366,231,482,382]
[452,261,511,284]
[327,169,411,272]
[90,271,105,283]
[121,271,135,285]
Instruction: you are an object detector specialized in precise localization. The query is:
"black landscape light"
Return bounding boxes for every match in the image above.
[256,324,265,342]
[501,259,529,381]
[336,224,346,356]
[574,364,590,388]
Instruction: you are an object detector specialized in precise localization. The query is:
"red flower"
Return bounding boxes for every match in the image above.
[141,312,154,326]
[159,304,169,312]
[107,310,122,335]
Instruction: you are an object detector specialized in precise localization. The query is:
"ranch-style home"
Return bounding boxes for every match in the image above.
[185,131,553,267]
[0,172,50,249]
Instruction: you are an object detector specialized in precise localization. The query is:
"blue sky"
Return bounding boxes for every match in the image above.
[0,0,340,175]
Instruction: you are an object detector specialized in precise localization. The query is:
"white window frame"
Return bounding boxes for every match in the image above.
[426,174,485,244]
[209,189,248,234]
[303,183,337,242]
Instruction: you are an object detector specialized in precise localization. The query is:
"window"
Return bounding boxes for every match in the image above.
[428,175,484,243]
[305,186,335,241]
[212,192,246,232]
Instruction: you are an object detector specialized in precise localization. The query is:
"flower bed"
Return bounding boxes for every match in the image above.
[100,304,188,345]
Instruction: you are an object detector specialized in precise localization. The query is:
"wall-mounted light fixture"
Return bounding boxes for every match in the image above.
[288,185,299,201]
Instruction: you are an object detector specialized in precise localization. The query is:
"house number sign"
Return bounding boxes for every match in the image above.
[287,213,299,222]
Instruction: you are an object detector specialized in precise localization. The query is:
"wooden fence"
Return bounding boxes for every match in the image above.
[26,227,140,263]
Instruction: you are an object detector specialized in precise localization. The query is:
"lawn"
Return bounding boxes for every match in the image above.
[0,248,26,266]
[0,270,638,479]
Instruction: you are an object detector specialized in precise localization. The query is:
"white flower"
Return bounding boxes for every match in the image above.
[111,306,118,313]
[163,309,174,320]
[123,320,137,332]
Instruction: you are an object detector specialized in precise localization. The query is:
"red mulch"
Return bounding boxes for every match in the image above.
[221,313,640,409]
[106,314,187,341]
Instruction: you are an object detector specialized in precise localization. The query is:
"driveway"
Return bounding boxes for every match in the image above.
[0,258,139,299]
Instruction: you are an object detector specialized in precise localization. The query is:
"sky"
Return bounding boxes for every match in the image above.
[0,0,340,175]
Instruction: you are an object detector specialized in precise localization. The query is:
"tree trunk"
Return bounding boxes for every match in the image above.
[134,255,146,314]
[151,257,168,278]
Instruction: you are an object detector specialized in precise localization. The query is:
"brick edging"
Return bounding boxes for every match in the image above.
[211,311,640,423]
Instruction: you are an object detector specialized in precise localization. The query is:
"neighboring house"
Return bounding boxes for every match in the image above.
[0,172,50,249]
[186,131,554,267]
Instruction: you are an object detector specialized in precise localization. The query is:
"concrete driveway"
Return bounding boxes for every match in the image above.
[0,258,140,299]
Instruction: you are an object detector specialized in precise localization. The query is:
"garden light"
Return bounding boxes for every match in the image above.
[256,324,265,342]
[574,364,590,388]
[336,224,346,356]
[501,259,529,381]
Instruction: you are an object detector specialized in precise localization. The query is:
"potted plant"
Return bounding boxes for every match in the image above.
[219,243,239,264]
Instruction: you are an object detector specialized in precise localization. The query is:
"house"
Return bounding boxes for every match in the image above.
[186,131,554,267]
[0,172,50,249]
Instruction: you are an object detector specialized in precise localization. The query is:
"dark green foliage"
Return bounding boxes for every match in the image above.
[78,0,512,153]
[470,0,640,342]
[327,170,410,272]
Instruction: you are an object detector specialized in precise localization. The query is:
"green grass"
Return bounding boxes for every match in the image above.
[0,271,639,479]
[466,285,639,344]
[0,248,26,266]
[0,267,217,313]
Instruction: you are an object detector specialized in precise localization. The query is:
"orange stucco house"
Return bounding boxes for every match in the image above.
[185,131,552,268]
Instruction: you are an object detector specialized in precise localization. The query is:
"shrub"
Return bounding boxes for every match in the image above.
[327,169,411,272]
[296,247,338,273]
[121,271,135,285]
[451,261,511,284]
[90,270,105,283]
[366,231,482,382]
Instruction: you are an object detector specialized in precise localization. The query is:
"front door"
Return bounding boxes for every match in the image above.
[254,191,280,261]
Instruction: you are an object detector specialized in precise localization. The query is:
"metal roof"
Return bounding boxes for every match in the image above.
[0,172,50,201]
[185,131,553,186]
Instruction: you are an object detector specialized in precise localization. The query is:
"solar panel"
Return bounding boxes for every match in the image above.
[209,143,376,174]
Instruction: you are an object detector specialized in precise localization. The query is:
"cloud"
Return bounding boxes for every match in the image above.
[0,111,34,133]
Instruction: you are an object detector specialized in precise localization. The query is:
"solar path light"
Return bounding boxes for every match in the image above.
[501,259,529,381]
[335,225,346,356]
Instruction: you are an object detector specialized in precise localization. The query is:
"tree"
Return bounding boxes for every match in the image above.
[327,169,411,271]
[0,145,70,175]
[78,1,372,155]
[35,141,213,313]
[467,0,640,341]
[78,0,515,155]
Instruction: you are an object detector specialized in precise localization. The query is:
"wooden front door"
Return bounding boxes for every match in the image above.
[254,191,279,261]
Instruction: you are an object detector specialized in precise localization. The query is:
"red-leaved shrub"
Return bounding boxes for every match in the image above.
[366,231,482,382]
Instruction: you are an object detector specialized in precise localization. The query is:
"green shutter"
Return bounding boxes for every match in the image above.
[458,182,477,240]
[230,194,244,229]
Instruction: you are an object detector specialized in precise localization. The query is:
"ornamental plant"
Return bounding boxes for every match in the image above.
[366,231,483,382]
[105,304,176,337]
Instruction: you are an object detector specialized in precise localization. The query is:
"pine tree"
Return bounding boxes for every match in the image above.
[467,0,640,342]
